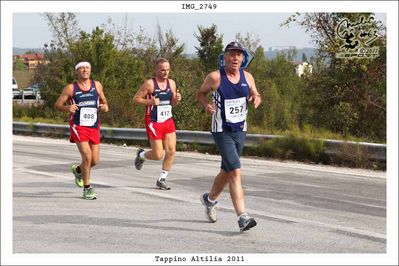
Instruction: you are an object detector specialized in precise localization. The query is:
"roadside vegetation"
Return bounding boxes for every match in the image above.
[13,13,386,170]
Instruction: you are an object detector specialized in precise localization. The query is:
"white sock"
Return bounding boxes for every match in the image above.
[139,151,146,160]
[159,170,168,180]
[238,212,248,219]
[207,195,216,204]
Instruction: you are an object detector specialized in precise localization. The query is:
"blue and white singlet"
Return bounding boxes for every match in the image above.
[70,80,100,128]
[211,68,249,132]
[146,78,173,123]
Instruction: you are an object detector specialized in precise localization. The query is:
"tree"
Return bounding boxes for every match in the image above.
[249,46,267,81]
[42,12,80,49]
[155,23,185,63]
[264,54,303,131]
[13,58,26,71]
[234,32,260,55]
[283,13,387,141]
[194,24,224,72]
[100,15,135,51]
[282,12,385,69]
[36,18,145,128]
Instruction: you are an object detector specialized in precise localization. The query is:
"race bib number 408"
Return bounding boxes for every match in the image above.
[224,97,247,123]
[157,105,172,123]
[80,107,97,126]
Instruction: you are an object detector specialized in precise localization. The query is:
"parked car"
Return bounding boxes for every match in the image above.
[12,77,21,99]
[30,83,41,94]
[12,77,18,89]
[22,83,42,100]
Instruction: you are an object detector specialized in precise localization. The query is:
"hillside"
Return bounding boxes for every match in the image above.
[13,47,44,55]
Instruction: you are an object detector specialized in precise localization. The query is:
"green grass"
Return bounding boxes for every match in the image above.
[249,124,374,143]
[13,70,34,89]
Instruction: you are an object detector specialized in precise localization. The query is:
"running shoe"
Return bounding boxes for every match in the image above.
[238,214,257,232]
[71,164,83,187]
[134,148,145,170]
[156,179,171,190]
[83,187,96,200]
[200,192,217,223]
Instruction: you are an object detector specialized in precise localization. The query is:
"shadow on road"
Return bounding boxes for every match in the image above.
[14,214,241,237]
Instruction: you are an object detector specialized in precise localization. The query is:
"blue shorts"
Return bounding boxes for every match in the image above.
[212,131,246,172]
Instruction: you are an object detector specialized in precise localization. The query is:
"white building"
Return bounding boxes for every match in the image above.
[293,61,313,77]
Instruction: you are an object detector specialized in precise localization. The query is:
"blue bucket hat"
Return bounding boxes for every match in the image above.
[219,41,254,69]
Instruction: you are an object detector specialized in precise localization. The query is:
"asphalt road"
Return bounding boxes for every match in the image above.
[10,135,387,260]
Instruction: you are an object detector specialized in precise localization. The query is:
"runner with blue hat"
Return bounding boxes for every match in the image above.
[198,41,262,232]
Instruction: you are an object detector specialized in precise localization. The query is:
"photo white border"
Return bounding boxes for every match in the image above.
[1,1,398,265]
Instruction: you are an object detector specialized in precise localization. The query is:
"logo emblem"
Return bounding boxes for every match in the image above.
[335,15,380,59]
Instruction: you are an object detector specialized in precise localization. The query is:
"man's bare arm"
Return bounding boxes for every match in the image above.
[54,84,78,113]
[198,71,219,114]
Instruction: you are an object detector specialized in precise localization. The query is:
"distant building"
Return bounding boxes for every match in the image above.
[268,46,296,51]
[292,61,313,77]
[13,53,48,70]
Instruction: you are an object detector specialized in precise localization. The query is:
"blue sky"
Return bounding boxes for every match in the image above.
[13,11,386,54]
[10,0,389,56]
[13,12,319,53]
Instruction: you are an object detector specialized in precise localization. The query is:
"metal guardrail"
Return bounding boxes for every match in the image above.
[12,122,386,161]
[13,90,41,103]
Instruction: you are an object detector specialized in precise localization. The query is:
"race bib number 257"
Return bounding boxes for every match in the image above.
[224,97,247,123]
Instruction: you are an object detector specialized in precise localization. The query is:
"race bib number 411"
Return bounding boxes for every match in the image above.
[224,97,247,123]
[80,107,97,126]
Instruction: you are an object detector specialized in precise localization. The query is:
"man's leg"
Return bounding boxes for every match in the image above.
[76,141,92,186]
[200,169,228,222]
[209,131,238,202]
[76,142,96,200]
[206,169,246,219]
[136,121,165,170]
[209,170,229,201]
[227,167,257,232]
[145,139,164,160]
[151,132,176,190]
[89,143,100,167]
[201,132,235,222]
[135,138,164,170]
[227,168,246,215]
[161,132,176,171]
